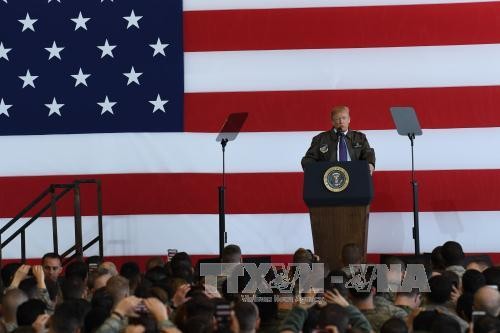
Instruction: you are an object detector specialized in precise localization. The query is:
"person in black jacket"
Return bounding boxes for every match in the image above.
[301,106,375,175]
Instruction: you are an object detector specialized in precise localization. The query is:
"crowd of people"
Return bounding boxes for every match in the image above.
[0,241,499,333]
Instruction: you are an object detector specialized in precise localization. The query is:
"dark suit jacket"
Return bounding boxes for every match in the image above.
[301,128,376,169]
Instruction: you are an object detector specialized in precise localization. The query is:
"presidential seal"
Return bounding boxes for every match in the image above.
[323,166,349,192]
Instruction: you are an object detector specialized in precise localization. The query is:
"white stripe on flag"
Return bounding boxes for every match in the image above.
[2,128,500,176]
[185,44,500,92]
[184,0,500,11]
[2,211,500,259]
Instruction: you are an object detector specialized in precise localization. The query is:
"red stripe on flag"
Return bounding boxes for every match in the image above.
[184,3,500,52]
[185,86,500,132]
[0,170,499,217]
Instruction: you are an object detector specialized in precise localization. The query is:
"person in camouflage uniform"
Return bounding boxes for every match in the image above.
[348,266,407,332]
[423,275,469,333]
[394,289,422,315]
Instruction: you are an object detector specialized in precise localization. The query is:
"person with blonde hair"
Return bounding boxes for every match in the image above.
[301,106,375,174]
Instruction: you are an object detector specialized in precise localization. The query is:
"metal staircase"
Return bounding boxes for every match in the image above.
[0,179,103,263]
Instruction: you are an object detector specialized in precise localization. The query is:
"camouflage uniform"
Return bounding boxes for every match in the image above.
[374,295,408,319]
[376,291,396,303]
[360,297,408,333]
[395,304,413,315]
[360,308,393,333]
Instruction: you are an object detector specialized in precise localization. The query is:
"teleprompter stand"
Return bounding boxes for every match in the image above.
[216,113,248,257]
[390,107,423,255]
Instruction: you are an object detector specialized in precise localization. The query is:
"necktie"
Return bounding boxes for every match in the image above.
[339,133,348,161]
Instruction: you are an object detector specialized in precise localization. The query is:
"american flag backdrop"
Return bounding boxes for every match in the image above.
[1,0,500,259]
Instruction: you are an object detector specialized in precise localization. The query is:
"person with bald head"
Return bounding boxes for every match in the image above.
[99,262,118,277]
[474,285,500,317]
[301,106,375,174]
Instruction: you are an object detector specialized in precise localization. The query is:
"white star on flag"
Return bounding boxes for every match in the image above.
[71,68,91,87]
[149,94,168,113]
[18,13,37,32]
[45,41,64,60]
[45,97,64,116]
[123,10,142,29]
[0,42,12,61]
[123,66,143,85]
[150,38,169,57]
[98,96,116,115]
[0,98,12,117]
[19,69,38,88]
[97,39,117,58]
[71,12,90,31]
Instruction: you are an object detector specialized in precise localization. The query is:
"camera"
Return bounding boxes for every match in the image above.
[167,249,177,261]
[472,311,486,323]
[215,301,232,333]
[135,301,149,315]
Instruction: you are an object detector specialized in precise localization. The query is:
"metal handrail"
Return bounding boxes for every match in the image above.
[0,179,103,263]
[1,186,73,249]
[62,236,100,265]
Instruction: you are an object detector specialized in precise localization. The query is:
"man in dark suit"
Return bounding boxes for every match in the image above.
[301,105,375,174]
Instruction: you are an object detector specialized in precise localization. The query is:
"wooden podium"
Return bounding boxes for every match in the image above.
[303,161,374,270]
